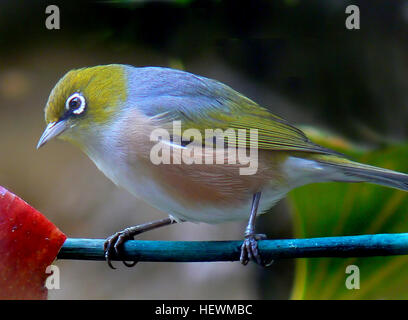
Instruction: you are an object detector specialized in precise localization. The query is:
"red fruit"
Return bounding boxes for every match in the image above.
[0,186,66,299]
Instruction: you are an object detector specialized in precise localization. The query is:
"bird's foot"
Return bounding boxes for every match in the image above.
[103,217,177,269]
[240,233,273,267]
[103,228,139,269]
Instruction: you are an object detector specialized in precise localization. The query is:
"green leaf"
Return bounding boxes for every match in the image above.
[288,138,408,299]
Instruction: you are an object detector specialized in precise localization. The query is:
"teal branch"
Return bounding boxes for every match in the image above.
[58,233,408,262]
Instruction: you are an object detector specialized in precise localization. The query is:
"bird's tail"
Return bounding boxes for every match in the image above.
[309,154,408,191]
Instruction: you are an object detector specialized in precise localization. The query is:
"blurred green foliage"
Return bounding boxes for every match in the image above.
[288,131,408,299]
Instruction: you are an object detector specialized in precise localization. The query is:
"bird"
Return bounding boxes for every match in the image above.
[37,64,408,268]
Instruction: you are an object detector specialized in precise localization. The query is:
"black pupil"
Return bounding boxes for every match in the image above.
[69,97,80,109]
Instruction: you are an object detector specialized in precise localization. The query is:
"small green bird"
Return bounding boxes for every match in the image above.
[37,64,408,267]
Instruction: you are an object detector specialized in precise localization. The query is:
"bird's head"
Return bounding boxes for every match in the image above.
[37,64,127,149]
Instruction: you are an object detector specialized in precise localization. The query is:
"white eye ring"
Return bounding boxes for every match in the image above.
[65,92,86,115]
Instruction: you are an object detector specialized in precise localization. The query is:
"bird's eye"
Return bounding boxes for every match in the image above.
[65,93,86,115]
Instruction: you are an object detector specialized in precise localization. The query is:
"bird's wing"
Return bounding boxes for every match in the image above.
[135,69,339,155]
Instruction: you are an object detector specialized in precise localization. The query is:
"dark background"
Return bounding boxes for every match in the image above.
[0,0,407,299]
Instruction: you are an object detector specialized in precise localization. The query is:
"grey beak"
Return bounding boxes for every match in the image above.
[37,120,69,149]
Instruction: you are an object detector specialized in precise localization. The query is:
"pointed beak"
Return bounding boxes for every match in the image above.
[37,120,69,149]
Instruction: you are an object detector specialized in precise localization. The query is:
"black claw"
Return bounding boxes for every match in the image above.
[239,241,248,265]
[264,259,274,267]
[240,248,249,265]
[103,230,138,269]
[122,260,138,267]
[104,237,118,270]
[106,257,116,270]
[117,233,138,267]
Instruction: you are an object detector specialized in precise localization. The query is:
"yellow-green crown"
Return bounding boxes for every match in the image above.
[44,64,127,125]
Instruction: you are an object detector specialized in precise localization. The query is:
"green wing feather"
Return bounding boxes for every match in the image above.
[149,76,339,156]
[200,102,336,154]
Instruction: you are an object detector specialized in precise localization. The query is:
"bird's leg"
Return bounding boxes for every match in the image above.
[240,192,273,266]
[104,217,180,269]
